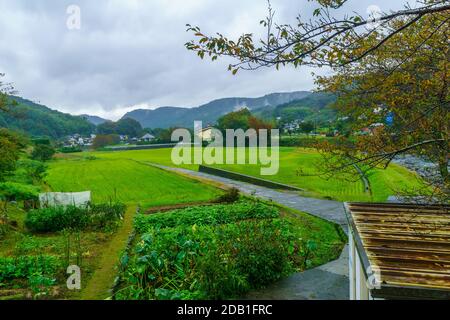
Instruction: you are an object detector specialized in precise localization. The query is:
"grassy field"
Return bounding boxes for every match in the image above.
[212,148,424,202]
[80,147,423,202]
[45,157,222,208]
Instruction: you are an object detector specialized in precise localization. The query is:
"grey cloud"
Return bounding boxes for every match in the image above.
[0,0,407,119]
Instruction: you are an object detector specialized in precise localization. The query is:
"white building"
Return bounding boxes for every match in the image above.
[196,126,215,142]
[140,133,155,142]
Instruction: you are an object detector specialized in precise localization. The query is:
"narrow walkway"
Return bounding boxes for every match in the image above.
[148,163,350,300]
[80,205,137,300]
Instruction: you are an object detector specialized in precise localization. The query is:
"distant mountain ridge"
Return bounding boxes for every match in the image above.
[80,114,110,126]
[122,91,312,129]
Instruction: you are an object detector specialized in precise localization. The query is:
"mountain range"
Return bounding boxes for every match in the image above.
[0,91,337,138]
[122,91,312,129]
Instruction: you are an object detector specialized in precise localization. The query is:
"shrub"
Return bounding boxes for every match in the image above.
[59,146,82,153]
[25,206,90,233]
[0,182,40,201]
[215,187,240,203]
[24,202,126,233]
[15,159,47,184]
[90,202,126,229]
[31,144,56,161]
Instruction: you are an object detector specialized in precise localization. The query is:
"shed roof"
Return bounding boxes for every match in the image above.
[345,202,450,299]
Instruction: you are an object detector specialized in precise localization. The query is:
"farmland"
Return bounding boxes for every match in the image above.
[82,147,423,202]
[115,200,345,300]
[45,157,222,208]
[0,203,132,300]
[0,145,422,300]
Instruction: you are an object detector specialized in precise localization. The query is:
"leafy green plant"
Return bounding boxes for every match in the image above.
[28,274,57,298]
[0,182,40,202]
[90,202,126,229]
[25,206,90,233]
[24,202,126,233]
[116,201,298,300]
[134,200,279,233]
[15,159,47,184]
[0,255,62,284]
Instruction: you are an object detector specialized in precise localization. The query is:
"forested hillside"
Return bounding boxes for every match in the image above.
[253,92,337,123]
[0,96,95,138]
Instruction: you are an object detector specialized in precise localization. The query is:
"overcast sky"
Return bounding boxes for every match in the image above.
[0,0,409,120]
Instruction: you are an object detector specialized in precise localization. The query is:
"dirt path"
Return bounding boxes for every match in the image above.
[80,205,137,300]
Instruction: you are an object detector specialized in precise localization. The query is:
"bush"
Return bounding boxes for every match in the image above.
[15,159,47,184]
[25,206,90,233]
[215,187,240,203]
[0,182,40,201]
[90,202,126,229]
[25,202,126,233]
[31,144,56,161]
[59,146,82,153]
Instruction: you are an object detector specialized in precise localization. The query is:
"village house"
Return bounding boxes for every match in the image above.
[196,126,215,142]
[139,133,155,142]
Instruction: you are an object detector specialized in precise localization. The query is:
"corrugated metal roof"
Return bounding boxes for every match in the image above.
[345,202,450,299]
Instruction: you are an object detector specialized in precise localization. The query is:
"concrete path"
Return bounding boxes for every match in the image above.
[148,163,350,300]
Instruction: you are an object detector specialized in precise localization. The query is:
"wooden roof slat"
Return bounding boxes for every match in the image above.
[368,252,450,263]
[367,246,450,257]
[369,257,450,273]
[364,239,450,252]
[358,229,450,240]
[349,203,449,210]
[347,202,450,293]
[353,215,450,224]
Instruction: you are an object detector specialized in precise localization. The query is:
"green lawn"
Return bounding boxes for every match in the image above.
[80,147,423,202]
[45,157,222,208]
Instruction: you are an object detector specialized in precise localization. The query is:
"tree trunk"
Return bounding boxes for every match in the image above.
[438,151,449,193]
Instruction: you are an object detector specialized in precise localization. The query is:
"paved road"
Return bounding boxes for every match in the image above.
[149,163,350,300]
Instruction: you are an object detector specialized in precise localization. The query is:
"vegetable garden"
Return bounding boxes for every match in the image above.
[115,200,345,300]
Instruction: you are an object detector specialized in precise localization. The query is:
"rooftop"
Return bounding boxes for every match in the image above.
[345,202,450,299]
